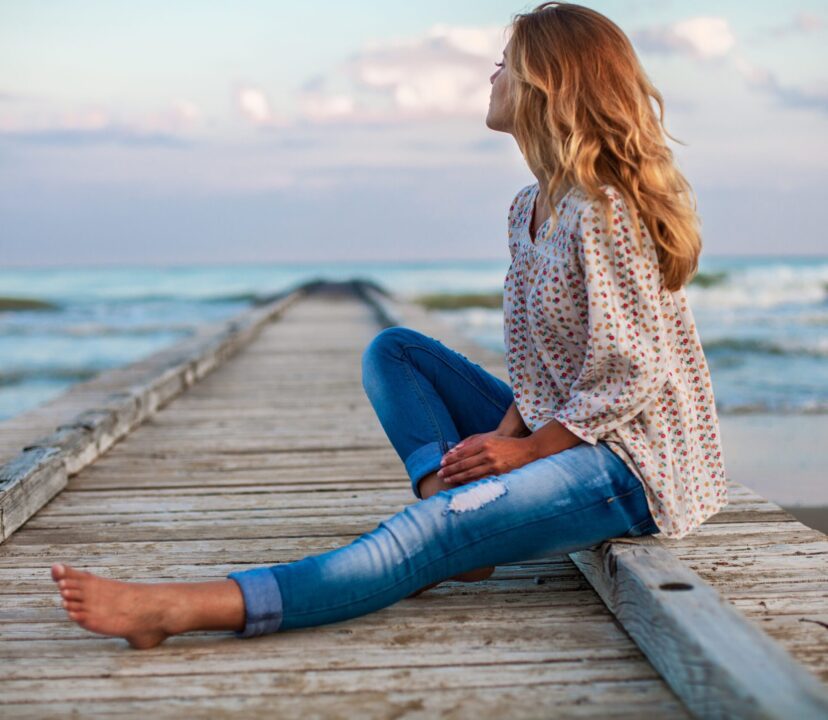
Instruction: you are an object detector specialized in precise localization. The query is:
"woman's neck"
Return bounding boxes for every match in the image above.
[533,176,573,222]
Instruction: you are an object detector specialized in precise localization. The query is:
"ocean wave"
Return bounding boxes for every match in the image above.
[102,292,264,305]
[0,367,102,386]
[435,308,828,359]
[688,270,729,288]
[0,324,197,338]
[0,291,267,310]
[717,399,828,415]
[687,264,828,310]
[704,337,828,358]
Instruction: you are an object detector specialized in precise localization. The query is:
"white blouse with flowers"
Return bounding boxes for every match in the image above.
[503,182,728,539]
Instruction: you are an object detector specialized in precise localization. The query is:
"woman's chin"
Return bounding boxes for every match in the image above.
[485,117,509,133]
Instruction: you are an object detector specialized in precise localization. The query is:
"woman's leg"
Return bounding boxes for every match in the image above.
[361,325,514,587]
[50,326,518,648]
[52,441,658,647]
[227,439,658,637]
[51,563,245,650]
[360,326,515,499]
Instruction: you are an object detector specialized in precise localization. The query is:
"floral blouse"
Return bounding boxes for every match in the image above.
[503,182,727,539]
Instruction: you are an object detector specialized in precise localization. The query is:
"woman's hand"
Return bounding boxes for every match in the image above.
[437,431,538,486]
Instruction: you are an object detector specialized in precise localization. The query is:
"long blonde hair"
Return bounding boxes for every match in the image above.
[506,1,701,291]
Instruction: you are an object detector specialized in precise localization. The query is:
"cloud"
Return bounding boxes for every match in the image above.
[170,99,201,127]
[234,84,294,129]
[289,23,507,124]
[295,76,355,123]
[132,99,203,135]
[766,12,825,38]
[0,101,202,147]
[633,17,735,60]
[236,86,270,124]
[733,56,828,115]
[2,126,190,148]
[634,15,828,117]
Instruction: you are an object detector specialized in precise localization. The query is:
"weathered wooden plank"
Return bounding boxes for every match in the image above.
[1,280,826,719]
[0,681,690,719]
[0,449,67,544]
[0,288,306,545]
[570,538,828,719]
[0,587,604,623]
[0,654,661,686]
[370,286,828,704]
[0,662,677,703]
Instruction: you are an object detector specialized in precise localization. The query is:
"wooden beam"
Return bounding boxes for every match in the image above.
[0,287,306,545]
[570,536,828,719]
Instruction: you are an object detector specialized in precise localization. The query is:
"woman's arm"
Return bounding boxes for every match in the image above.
[543,189,671,445]
[438,409,581,485]
[496,401,583,453]
[524,418,586,459]
[496,400,532,438]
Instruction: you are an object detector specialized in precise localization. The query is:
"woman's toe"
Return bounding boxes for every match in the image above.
[51,563,67,581]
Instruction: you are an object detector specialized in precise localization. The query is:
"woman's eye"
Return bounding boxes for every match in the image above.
[495,61,504,68]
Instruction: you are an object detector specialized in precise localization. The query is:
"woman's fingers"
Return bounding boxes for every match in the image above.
[440,456,492,484]
[442,438,485,467]
[439,450,479,478]
[443,470,490,485]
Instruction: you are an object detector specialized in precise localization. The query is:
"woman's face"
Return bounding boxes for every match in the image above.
[486,40,514,134]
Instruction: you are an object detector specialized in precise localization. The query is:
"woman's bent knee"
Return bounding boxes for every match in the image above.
[363,326,424,361]
[361,326,432,392]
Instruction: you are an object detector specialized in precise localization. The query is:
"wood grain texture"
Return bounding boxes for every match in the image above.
[375,287,828,719]
[570,539,828,719]
[0,287,306,544]
[1,280,826,719]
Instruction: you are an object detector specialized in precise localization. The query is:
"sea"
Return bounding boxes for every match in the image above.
[2,255,827,422]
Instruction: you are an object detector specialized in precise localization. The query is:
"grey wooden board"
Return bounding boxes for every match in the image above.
[378,288,828,719]
[0,284,828,717]
[0,289,305,543]
[0,286,693,718]
[0,294,299,467]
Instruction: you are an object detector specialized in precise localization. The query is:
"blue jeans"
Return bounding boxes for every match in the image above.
[226,326,659,638]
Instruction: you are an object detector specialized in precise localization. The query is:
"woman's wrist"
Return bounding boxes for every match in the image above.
[495,421,529,438]
[496,402,531,438]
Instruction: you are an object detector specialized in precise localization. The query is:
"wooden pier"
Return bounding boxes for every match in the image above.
[1,279,826,719]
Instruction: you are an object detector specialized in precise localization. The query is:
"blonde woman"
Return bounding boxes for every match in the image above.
[51,2,726,648]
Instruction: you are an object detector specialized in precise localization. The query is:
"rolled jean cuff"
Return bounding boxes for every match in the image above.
[404,439,459,498]
[227,567,284,638]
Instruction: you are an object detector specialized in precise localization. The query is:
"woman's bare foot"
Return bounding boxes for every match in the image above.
[51,563,245,649]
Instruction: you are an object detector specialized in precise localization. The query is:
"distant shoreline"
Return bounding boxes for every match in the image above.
[2,253,828,272]
[405,271,733,310]
[0,296,58,311]
[0,270,754,314]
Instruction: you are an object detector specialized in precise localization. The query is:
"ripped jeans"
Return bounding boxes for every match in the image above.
[226,326,659,638]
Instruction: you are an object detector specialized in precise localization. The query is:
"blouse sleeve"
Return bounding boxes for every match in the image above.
[549,188,672,445]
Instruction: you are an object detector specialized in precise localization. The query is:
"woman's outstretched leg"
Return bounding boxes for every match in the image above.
[50,327,521,648]
[50,563,245,649]
[51,441,658,647]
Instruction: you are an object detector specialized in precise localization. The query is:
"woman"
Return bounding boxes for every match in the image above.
[50,2,727,649]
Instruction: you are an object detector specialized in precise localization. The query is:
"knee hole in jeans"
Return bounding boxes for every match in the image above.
[443,479,509,515]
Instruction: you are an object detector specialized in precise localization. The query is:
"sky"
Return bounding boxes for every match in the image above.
[1,0,827,267]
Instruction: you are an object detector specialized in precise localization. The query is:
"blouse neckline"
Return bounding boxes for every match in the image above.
[524,183,578,245]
